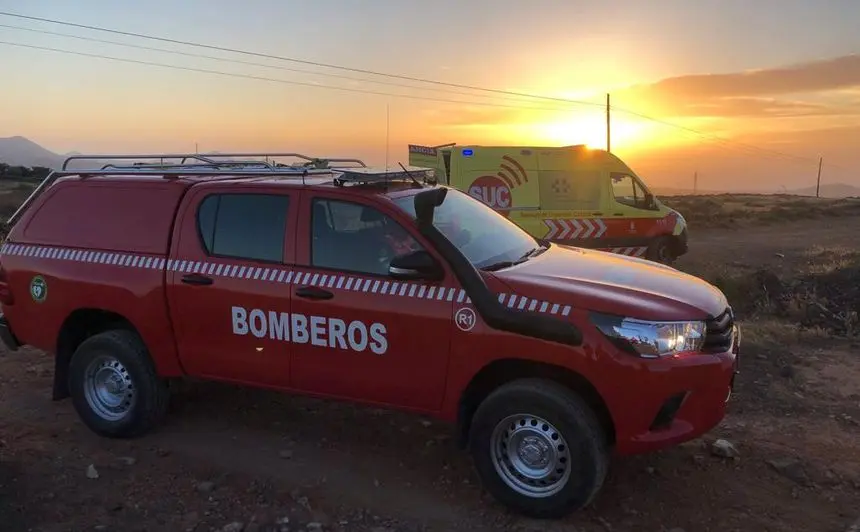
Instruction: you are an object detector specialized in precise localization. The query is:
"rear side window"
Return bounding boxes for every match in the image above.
[197,193,290,262]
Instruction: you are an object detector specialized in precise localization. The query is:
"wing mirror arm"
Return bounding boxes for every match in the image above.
[388,250,444,281]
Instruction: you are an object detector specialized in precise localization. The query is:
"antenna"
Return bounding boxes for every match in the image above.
[385,103,390,171]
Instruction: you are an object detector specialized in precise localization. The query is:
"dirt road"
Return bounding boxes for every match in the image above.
[2,215,859,532]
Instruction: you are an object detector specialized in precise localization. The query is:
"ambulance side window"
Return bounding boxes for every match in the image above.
[610,173,649,209]
[197,193,290,263]
[311,198,424,275]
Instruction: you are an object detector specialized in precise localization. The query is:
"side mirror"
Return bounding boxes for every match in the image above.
[389,250,444,280]
[644,192,656,209]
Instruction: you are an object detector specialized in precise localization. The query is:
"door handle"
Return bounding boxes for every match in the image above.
[296,286,334,300]
[181,273,213,286]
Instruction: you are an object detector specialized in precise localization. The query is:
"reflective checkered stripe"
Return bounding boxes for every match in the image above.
[605,246,648,258]
[498,292,571,317]
[0,243,573,318]
[1,243,167,270]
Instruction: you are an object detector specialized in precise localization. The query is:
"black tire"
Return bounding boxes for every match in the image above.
[468,378,608,519]
[68,329,170,438]
[647,236,675,264]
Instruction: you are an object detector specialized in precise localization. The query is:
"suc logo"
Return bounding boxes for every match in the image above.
[466,155,529,216]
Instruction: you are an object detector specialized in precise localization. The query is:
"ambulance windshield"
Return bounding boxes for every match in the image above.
[394,189,542,270]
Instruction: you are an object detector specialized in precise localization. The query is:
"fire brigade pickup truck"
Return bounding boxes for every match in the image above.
[0,153,739,518]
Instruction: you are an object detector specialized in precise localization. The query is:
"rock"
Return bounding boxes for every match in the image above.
[767,458,811,486]
[196,481,215,493]
[645,466,656,475]
[86,464,99,479]
[279,449,294,460]
[307,523,323,531]
[710,439,739,459]
[779,365,795,379]
[275,517,290,525]
[420,420,432,427]
[117,456,137,466]
[222,523,244,532]
[775,253,785,259]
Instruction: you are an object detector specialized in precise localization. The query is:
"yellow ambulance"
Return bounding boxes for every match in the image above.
[407,143,688,263]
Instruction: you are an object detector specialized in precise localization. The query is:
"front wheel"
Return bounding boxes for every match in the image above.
[68,329,170,438]
[468,379,608,519]
[647,236,675,264]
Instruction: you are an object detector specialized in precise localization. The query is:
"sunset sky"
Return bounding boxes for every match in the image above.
[1,0,859,192]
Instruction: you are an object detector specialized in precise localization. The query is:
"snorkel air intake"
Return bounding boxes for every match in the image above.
[413,187,582,346]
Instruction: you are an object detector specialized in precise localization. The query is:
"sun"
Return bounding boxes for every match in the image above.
[529,113,655,151]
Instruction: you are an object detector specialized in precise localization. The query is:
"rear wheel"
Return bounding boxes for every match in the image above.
[68,329,170,438]
[468,378,608,518]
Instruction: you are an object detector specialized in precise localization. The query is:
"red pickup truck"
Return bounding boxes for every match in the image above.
[0,153,740,518]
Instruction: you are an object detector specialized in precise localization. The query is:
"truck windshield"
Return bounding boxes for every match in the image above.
[393,188,543,271]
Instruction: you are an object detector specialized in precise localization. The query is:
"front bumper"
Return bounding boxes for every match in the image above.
[613,323,740,455]
[0,313,21,352]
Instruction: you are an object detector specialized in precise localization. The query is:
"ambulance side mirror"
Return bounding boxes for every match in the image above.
[389,250,444,281]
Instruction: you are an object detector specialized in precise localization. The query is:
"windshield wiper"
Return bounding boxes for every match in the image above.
[481,244,547,272]
[518,244,548,261]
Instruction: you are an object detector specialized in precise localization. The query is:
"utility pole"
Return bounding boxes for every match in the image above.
[693,171,698,195]
[606,93,611,153]
[816,156,823,198]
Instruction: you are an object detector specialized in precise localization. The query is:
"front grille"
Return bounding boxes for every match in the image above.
[703,307,734,353]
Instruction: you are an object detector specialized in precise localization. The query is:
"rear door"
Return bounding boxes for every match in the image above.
[288,191,455,411]
[167,184,298,387]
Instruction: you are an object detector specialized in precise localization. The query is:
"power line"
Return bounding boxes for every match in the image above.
[0,10,605,109]
[0,23,575,106]
[615,106,835,167]
[0,10,853,174]
[0,40,594,113]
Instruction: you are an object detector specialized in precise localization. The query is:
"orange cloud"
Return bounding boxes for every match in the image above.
[617,54,860,118]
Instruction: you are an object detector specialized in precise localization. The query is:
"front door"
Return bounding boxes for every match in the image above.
[167,186,298,387]
[288,192,455,411]
[602,172,671,256]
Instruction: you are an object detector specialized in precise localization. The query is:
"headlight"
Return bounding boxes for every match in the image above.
[590,312,706,358]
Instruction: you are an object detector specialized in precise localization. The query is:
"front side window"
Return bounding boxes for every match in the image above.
[311,198,424,275]
[197,193,290,262]
[394,188,540,271]
[611,173,652,210]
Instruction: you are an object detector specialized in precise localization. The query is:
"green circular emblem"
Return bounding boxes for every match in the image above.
[30,275,47,303]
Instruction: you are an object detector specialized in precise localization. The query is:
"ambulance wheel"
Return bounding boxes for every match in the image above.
[68,329,170,438]
[647,236,674,264]
[469,378,608,519]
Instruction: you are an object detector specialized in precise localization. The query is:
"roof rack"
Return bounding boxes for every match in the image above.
[5,152,368,228]
[332,165,438,187]
[62,152,366,171]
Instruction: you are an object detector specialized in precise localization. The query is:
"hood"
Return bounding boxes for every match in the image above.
[491,244,728,321]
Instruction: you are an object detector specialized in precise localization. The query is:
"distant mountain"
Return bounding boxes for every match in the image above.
[0,136,64,168]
